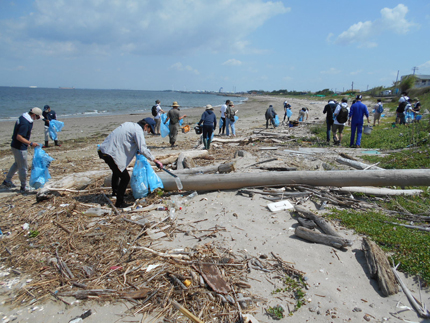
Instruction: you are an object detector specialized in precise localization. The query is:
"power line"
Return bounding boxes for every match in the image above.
[412,66,419,75]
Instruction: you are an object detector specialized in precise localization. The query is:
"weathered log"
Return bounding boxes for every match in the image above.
[212,137,248,144]
[157,169,430,191]
[336,157,385,170]
[183,156,195,169]
[362,238,398,296]
[295,226,353,249]
[297,217,317,229]
[177,153,186,170]
[294,205,341,237]
[173,162,235,175]
[331,187,423,196]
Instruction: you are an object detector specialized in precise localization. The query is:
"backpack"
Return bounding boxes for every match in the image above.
[336,106,348,123]
[376,103,384,114]
[397,101,406,113]
[151,105,158,117]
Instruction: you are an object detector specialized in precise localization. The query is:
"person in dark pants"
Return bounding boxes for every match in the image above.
[219,100,229,135]
[265,105,277,128]
[198,105,217,150]
[42,105,61,147]
[323,100,337,143]
[2,107,43,192]
[98,118,163,208]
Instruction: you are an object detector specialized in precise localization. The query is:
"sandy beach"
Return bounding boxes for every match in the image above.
[0,95,429,323]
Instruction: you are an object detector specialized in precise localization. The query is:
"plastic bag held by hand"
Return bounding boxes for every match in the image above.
[48,120,64,140]
[30,146,54,189]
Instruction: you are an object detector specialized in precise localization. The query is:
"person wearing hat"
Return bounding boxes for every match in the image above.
[348,95,370,148]
[42,105,61,147]
[197,105,217,150]
[413,97,421,121]
[2,107,43,192]
[165,102,187,147]
[225,101,237,136]
[98,118,163,208]
[283,100,292,123]
[265,104,277,129]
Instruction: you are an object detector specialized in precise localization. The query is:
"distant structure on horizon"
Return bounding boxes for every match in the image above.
[219,87,223,93]
[401,74,430,89]
[59,87,75,89]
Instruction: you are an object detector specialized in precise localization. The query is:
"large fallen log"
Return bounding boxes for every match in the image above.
[295,226,353,249]
[362,238,398,296]
[331,187,423,196]
[336,157,385,171]
[173,162,236,175]
[157,169,430,191]
[294,205,341,237]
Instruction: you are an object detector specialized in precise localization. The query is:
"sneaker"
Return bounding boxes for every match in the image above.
[2,180,16,188]
[42,145,49,148]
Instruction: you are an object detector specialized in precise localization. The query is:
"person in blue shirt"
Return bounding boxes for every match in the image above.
[198,105,217,150]
[348,95,370,148]
[42,105,61,148]
[2,107,43,192]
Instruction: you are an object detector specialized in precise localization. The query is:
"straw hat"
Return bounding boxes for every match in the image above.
[205,104,213,110]
[171,101,180,107]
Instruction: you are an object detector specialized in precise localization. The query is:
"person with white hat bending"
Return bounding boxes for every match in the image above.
[2,107,44,193]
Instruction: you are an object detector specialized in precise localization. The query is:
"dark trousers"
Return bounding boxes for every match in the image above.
[203,125,214,140]
[266,117,275,128]
[326,121,333,142]
[98,151,130,206]
[219,117,226,134]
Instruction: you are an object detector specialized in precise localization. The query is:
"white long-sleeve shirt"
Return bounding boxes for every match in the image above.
[100,122,154,172]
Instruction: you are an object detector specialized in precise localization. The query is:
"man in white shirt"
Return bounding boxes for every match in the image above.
[219,100,230,135]
[332,98,349,146]
[153,100,165,136]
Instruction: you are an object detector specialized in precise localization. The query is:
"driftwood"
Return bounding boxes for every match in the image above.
[171,300,205,323]
[295,226,353,249]
[336,157,385,171]
[294,205,341,237]
[297,217,317,229]
[386,222,430,232]
[331,187,423,197]
[173,162,236,175]
[362,238,398,296]
[157,169,430,191]
[183,156,196,169]
[212,137,249,144]
[176,153,186,170]
[149,150,209,166]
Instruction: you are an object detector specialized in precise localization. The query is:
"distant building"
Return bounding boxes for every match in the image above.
[401,74,430,88]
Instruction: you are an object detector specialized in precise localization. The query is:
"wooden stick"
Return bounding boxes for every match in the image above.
[102,193,119,215]
[171,300,204,323]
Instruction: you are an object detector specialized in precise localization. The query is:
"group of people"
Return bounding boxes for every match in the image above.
[264,100,310,129]
[395,92,421,125]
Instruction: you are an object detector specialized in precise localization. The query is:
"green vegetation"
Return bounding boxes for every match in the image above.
[400,75,417,92]
[266,306,285,320]
[270,275,307,314]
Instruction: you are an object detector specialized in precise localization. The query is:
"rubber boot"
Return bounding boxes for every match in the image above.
[55,140,61,147]
[207,139,211,150]
[203,138,208,150]
[43,141,49,148]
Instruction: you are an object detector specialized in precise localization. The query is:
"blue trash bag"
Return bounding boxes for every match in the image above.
[299,116,303,122]
[219,117,224,129]
[160,114,170,138]
[48,120,64,140]
[274,115,280,127]
[30,146,54,189]
[143,157,164,192]
[287,109,292,118]
[130,154,149,199]
[234,115,239,122]
[179,119,183,126]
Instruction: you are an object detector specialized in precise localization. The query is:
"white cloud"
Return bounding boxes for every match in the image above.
[0,0,290,58]
[418,60,430,71]
[334,4,417,47]
[321,68,341,75]
[350,69,363,75]
[222,59,242,66]
[169,62,199,75]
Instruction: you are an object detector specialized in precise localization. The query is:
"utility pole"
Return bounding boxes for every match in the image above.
[351,82,354,91]
[412,66,419,75]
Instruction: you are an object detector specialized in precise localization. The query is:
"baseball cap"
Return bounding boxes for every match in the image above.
[43,105,50,111]
[138,117,156,134]
[30,107,44,119]
[356,95,363,100]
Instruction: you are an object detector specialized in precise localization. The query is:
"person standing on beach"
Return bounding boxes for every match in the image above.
[198,105,217,150]
[2,107,44,193]
[373,99,383,126]
[165,101,187,147]
[283,100,291,123]
[153,100,165,135]
[219,100,229,135]
[98,118,163,208]
[332,98,349,146]
[323,100,337,143]
[42,105,61,147]
[225,101,236,136]
[265,105,277,129]
[348,95,370,148]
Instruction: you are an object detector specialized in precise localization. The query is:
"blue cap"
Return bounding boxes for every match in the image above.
[43,105,50,111]
[138,117,156,134]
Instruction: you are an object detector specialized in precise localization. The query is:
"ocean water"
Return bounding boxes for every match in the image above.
[0,87,246,121]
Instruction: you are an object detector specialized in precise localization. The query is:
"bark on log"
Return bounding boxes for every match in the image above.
[183,156,196,169]
[362,238,398,296]
[157,169,430,191]
[336,157,385,170]
[297,217,317,229]
[294,205,341,237]
[173,162,236,175]
[331,187,423,196]
[295,226,353,249]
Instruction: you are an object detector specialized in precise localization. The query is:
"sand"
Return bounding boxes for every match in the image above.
[0,95,429,323]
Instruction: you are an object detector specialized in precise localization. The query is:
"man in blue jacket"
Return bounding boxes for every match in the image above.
[198,105,217,150]
[2,107,43,192]
[42,105,61,148]
[348,95,370,148]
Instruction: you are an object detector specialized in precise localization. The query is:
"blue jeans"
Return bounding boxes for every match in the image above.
[350,123,363,147]
[226,119,236,136]
[326,121,333,142]
[6,148,28,187]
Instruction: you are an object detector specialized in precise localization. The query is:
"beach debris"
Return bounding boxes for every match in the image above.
[68,310,92,323]
[362,238,398,296]
[267,200,294,212]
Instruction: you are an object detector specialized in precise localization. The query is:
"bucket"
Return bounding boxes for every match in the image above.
[363,125,372,135]
[194,125,202,134]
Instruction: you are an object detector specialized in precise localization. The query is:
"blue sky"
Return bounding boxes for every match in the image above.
[0,0,429,92]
